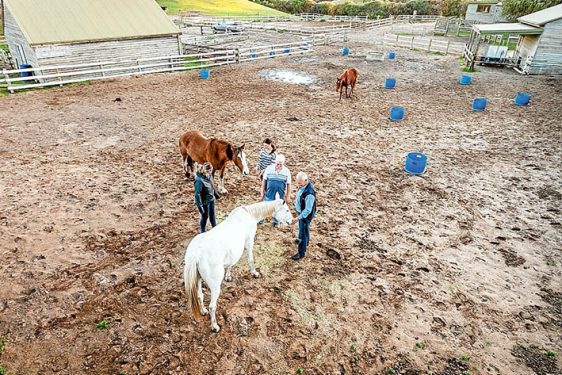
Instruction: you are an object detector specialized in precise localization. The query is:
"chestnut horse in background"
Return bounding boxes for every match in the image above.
[336,68,358,101]
[179,130,249,194]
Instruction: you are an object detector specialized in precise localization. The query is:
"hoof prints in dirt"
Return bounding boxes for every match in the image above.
[498,248,526,267]
[541,289,562,327]
[512,344,560,375]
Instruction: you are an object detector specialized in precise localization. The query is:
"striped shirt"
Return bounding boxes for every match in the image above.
[263,164,291,201]
[257,149,276,172]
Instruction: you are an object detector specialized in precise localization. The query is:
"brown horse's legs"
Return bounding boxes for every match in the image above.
[339,88,343,102]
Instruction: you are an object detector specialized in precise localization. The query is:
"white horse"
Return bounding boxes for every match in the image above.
[183,195,293,332]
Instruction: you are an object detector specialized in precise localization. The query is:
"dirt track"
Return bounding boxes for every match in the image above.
[0,44,561,375]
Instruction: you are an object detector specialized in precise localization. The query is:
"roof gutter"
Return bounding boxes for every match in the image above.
[29,32,180,47]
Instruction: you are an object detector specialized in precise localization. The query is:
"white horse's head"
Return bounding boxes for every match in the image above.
[272,193,293,226]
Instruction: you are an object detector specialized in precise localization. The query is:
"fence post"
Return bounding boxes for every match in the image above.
[428,38,432,52]
[446,41,450,55]
[2,68,13,93]
[411,36,414,48]
[137,60,142,73]
[56,68,63,87]
[235,48,240,64]
[100,64,105,77]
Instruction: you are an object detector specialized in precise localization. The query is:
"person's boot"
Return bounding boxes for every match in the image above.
[291,252,304,261]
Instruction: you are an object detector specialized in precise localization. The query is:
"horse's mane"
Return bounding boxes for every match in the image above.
[242,200,279,221]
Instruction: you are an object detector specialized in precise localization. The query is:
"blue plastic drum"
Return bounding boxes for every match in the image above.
[385,78,396,89]
[342,47,350,56]
[199,69,210,79]
[459,75,472,85]
[284,48,291,54]
[388,52,396,59]
[514,92,531,106]
[390,106,405,121]
[472,98,487,111]
[405,152,428,175]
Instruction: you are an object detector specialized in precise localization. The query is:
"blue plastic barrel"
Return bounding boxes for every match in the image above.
[459,75,472,85]
[514,92,531,106]
[199,69,210,79]
[251,53,257,59]
[342,47,350,56]
[284,48,291,54]
[19,64,32,77]
[385,78,396,89]
[269,51,276,57]
[405,152,428,175]
[389,106,405,121]
[472,98,487,111]
[388,52,396,59]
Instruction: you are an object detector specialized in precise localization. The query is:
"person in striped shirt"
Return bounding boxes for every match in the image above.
[254,138,276,181]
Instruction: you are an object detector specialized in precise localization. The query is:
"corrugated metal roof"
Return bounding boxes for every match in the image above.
[473,22,543,34]
[518,4,562,27]
[5,0,180,46]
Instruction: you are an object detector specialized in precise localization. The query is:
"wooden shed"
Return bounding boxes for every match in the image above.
[1,0,181,69]
[465,1,507,24]
[464,3,562,75]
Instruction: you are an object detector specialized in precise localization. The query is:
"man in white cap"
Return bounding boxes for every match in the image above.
[260,153,291,225]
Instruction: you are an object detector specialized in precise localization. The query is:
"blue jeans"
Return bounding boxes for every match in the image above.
[199,201,216,233]
[297,219,311,255]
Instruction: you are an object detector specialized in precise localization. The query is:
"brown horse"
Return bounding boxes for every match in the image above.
[179,131,249,194]
[336,68,359,101]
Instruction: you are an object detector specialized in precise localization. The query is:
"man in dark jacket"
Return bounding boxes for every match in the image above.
[291,171,316,260]
[194,163,221,233]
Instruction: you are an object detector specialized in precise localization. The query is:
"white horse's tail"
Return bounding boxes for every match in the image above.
[184,255,202,319]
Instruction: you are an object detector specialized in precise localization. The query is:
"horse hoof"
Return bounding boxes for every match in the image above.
[201,308,208,315]
[225,276,232,282]
[211,325,220,333]
[252,271,261,278]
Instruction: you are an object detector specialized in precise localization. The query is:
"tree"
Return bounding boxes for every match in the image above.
[502,0,562,21]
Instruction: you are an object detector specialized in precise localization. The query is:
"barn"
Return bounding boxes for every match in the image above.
[464,3,562,75]
[2,0,181,70]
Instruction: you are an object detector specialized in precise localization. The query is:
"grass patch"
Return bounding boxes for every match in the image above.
[183,56,206,69]
[462,66,478,73]
[0,43,8,53]
[397,32,415,36]
[156,0,286,16]
[0,365,6,375]
[0,336,7,353]
[95,320,109,329]
[411,48,446,56]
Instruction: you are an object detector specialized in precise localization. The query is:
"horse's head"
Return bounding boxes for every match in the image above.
[336,77,342,92]
[272,193,293,226]
[227,143,249,176]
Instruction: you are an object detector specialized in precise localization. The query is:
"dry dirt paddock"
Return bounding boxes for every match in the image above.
[0,44,561,375]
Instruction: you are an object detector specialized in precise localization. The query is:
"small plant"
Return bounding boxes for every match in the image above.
[546,350,556,357]
[0,366,6,375]
[296,367,304,374]
[96,320,109,329]
[120,371,127,375]
[485,341,492,347]
[460,354,471,361]
[462,66,478,73]
[350,342,357,352]
[387,368,396,374]
[462,371,471,375]
[415,342,426,349]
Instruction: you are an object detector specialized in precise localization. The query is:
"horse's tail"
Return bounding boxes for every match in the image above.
[184,253,202,319]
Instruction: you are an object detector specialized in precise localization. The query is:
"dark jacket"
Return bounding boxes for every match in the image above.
[194,174,220,211]
[298,182,317,222]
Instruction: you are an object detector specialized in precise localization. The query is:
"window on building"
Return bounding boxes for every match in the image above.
[477,4,491,13]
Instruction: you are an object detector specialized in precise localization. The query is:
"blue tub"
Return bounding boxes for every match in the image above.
[390,106,405,121]
[251,53,257,59]
[199,69,210,79]
[385,78,396,89]
[405,152,428,175]
[472,98,487,111]
[284,48,291,54]
[459,75,472,85]
[388,52,396,59]
[19,64,32,77]
[514,92,531,106]
[269,51,276,57]
[342,47,350,56]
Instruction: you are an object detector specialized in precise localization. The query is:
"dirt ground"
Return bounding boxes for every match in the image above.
[0,40,561,375]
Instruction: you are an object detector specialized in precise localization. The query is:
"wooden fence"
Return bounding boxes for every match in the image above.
[383,34,465,55]
[0,41,313,93]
